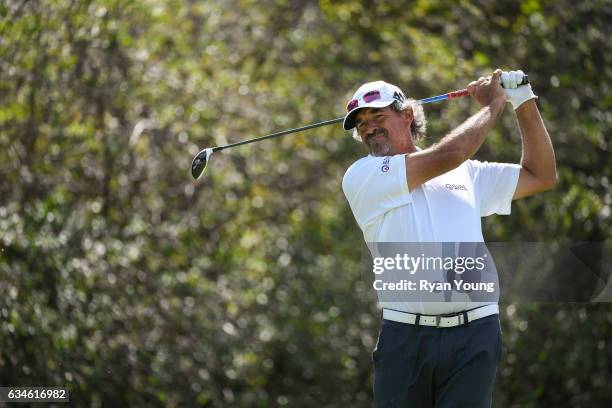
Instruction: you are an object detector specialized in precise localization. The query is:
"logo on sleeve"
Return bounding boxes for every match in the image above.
[445,183,468,191]
[381,157,390,173]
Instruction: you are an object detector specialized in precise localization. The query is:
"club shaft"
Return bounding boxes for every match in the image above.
[213,117,344,152]
[211,91,464,153]
[209,76,529,152]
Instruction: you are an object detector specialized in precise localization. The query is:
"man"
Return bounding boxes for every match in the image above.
[342,69,556,407]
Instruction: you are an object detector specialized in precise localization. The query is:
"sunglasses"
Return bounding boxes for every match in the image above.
[346,90,382,111]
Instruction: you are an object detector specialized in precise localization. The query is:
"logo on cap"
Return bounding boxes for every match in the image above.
[393,91,406,102]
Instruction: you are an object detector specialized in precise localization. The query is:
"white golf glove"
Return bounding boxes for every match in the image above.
[501,70,537,110]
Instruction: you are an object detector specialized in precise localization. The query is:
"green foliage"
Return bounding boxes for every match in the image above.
[1,0,610,406]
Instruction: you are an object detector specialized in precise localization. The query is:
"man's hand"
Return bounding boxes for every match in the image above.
[502,70,538,110]
[467,69,506,107]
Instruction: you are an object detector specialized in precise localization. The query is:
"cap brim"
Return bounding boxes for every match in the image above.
[342,100,395,130]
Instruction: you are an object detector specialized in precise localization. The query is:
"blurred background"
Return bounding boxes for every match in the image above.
[1,0,610,406]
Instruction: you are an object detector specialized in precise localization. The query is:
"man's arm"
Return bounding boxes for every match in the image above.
[512,100,557,199]
[406,70,506,192]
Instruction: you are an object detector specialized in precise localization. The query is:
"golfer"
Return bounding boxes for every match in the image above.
[342,69,556,407]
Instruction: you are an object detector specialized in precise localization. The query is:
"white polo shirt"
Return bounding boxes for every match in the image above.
[342,154,520,315]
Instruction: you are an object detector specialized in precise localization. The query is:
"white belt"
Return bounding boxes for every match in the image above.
[382,304,499,328]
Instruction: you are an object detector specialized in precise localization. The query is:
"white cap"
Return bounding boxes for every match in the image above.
[343,81,407,130]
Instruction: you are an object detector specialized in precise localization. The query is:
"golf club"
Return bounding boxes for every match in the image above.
[191,76,528,179]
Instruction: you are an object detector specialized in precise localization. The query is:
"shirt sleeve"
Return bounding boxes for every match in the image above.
[342,155,412,229]
[466,160,521,216]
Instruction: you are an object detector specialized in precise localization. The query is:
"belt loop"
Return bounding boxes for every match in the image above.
[462,311,469,326]
[415,314,421,326]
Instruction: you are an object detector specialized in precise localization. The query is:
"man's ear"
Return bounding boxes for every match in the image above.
[403,106,414,127]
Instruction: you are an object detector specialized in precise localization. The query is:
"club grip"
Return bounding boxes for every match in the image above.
[447,89,469,99]
[501,74,529,88]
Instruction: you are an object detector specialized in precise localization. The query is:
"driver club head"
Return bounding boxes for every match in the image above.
[191,148,213,179]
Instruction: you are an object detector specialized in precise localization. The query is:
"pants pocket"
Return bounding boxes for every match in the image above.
[373,326,386,365]
[495,319,503,362]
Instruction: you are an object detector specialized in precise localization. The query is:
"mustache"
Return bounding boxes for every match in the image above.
[365,128,387,144]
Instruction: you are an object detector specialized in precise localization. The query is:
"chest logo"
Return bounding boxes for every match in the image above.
[381,157,390,173]
[445,183,468,191]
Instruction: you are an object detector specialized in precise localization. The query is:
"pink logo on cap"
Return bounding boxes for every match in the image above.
[346,90,383,112]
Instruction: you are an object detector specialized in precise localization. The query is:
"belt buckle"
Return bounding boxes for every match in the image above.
[436,313,462,328]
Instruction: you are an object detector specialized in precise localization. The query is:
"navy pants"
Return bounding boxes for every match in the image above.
[373,314,502,408]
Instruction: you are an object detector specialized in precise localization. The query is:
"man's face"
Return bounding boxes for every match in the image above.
[355,106,413,156]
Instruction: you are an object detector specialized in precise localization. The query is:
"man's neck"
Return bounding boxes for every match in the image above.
[398,140,419,154]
